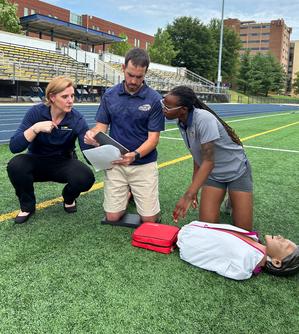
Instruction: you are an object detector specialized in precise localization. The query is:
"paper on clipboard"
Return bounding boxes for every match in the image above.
[83,145,122,171]
[94,131,129,155]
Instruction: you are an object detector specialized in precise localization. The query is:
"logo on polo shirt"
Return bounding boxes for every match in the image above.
[138,104,151,111]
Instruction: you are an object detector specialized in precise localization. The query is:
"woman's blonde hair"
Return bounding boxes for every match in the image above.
[45,76,75,106]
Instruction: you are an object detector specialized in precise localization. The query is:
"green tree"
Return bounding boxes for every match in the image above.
[108,33,132,56]
[166,16,216,79]
[208,18,241,83]
[248,53,272,96]
[237,50,252,94]
[0,0,22,33]
[268,54,286,94]
[148,28,177,65]
[247,53,286,96]
[293,72,299,95]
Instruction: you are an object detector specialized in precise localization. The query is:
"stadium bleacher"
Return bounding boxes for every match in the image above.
[0,28,228,102]
[0,42,108,87]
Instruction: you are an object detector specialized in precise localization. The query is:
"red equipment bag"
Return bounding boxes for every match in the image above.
[132,222,180,254]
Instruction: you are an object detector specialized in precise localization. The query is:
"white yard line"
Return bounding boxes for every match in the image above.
[244,145,299,153]
[227,112,292,123]
[163,112,293,133]
[163,127,179,132]
[160,136,299,153]
[163,113,292,132]
[160,136,183,140]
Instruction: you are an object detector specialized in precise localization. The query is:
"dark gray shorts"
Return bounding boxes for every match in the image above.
[204,161,253,192]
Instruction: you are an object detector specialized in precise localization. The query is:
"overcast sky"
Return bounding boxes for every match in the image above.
[46,0,299,40]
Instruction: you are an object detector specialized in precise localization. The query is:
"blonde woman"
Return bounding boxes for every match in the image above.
[7,76,95,224]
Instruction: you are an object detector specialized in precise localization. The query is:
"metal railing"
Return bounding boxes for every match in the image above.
[96,59,123,86]
[237,95,299,104]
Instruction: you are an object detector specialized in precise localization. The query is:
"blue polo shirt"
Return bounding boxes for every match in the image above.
[96,82,164,165]
[9,103,92,157]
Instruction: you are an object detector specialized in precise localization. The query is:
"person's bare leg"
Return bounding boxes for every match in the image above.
[199,186,226,223]
[229,190,253,231]
[140,213,160,223]
[105,210,126,222]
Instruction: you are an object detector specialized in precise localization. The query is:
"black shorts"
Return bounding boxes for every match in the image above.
[204,161,253,192]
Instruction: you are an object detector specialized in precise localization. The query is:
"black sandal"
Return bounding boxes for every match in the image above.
[63,201,77,213]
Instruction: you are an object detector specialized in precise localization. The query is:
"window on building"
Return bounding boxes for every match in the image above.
[248,40,260,43]
[145,42,150,50]
[240,33,247,36]
[250,33,259,36]
[70,12,82,25]
[261,40,269,43]
[24,7,29,16]
[31,9,35,15]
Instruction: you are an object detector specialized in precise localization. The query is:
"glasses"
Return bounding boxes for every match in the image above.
[160,99,182,112]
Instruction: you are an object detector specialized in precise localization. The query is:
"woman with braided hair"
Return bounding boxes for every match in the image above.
[161,86,253,230]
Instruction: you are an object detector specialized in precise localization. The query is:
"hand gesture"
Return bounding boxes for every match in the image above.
[191,192,198,209]
[33,121,57,134]
[84,130,99,146]
[172,193,194,223]
[112,152,136,166]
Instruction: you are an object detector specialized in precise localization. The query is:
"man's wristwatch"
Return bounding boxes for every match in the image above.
[134,150,141,160]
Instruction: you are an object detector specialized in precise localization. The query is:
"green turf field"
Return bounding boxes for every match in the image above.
[0,111,298,333]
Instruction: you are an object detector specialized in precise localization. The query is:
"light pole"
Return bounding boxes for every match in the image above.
[216,0,225,93]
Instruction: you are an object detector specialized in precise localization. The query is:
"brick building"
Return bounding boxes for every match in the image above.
[11,0,154,53]
[224,18,292,72]
[288,40,299,93]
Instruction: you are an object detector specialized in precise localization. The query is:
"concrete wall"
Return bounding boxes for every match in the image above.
[0,30,56,51]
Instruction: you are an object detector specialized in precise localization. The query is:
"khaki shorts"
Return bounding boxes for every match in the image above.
[103,162,160,217]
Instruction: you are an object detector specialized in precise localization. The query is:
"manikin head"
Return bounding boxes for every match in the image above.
[264,235,299,276]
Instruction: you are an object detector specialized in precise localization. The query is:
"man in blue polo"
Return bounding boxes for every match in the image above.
[84,48,164,223]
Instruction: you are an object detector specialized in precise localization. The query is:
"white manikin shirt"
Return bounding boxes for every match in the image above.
[177,221,265,280]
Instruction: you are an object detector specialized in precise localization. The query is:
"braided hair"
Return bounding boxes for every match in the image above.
[169,86,242,146]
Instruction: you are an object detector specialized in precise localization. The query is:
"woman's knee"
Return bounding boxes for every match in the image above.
[7,154,32,177]
[71,164,95,189]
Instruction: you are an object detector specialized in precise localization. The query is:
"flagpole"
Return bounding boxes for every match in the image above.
[217,0,225,93]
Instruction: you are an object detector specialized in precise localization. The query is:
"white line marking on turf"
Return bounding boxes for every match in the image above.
[160,136,183,140]
[163,112,292,132]
[163,127,178,132]
[227,112,291,123]
[160,137,299,153]
[244,145,299,153]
